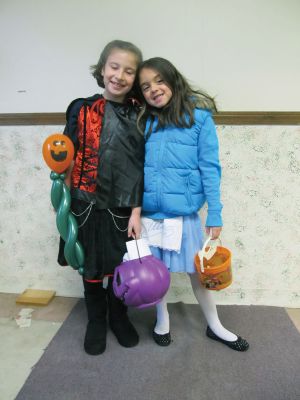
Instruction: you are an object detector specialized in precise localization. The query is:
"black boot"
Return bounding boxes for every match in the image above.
[83,280,107,355]
[107,277,139,348]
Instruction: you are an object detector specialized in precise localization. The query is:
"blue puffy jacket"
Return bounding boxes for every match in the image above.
[142,108,223,226]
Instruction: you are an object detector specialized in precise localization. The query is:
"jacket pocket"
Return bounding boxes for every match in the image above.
[185,174,193,208]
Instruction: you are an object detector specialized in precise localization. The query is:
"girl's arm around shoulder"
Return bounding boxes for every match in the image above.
[195,109,223,227]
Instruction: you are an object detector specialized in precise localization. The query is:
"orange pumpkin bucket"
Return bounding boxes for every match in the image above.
[194,237,232,290]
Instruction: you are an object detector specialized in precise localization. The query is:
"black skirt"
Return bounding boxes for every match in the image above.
[58,198,132,280]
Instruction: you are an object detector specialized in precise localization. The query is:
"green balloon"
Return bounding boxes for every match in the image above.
[50,172,85,275]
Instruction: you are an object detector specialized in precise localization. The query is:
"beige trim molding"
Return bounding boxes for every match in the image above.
[0,112,300,126]
[0,113,66,126]
[213,112,300,125]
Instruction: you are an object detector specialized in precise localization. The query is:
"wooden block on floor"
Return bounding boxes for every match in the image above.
[16,289,56,306]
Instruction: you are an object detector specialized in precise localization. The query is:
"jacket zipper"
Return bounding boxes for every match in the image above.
[157,128,166,210]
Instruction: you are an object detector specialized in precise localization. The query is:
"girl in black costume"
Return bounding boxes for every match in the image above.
[59,40,144,355]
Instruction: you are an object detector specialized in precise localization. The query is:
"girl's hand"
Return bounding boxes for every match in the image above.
[205,226,222,240]
[128,207,141,239]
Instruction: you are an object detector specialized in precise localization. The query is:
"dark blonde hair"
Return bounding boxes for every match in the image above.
[138,57,217,133]
[90,40,143,98]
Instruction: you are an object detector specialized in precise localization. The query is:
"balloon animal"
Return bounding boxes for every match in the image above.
[42,133,85,275]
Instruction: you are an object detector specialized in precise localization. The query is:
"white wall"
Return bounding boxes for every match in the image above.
[1,0,300,112]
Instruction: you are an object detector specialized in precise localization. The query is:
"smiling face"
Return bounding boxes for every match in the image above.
[139,67,173,108]
[101,48,138,103]
[50,140,68,161]
[42,133,74,173]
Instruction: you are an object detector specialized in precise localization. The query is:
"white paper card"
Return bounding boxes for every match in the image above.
[126,238,152,260]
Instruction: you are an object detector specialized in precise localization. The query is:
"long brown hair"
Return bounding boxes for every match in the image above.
[137,57,217,134]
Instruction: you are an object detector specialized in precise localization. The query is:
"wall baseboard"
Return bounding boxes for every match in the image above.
[0,112,300,126]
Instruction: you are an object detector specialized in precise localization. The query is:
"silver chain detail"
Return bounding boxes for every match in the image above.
[71,202,94,228]
[107,208,129,232]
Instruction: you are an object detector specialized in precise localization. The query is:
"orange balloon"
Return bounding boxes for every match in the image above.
[42,133,74,173]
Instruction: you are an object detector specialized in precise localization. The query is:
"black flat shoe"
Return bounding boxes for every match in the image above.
[206,326,249,352]
[153,330,172,346]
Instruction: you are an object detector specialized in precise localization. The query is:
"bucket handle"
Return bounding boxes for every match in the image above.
[198,232,222,273]
[134,238,143,264]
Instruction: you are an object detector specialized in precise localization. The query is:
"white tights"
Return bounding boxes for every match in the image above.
[154,273,237,341]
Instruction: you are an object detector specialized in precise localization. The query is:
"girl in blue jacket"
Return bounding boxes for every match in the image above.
[138,57,249,351]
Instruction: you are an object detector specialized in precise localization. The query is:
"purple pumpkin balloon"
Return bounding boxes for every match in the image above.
[113,255,171,309]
